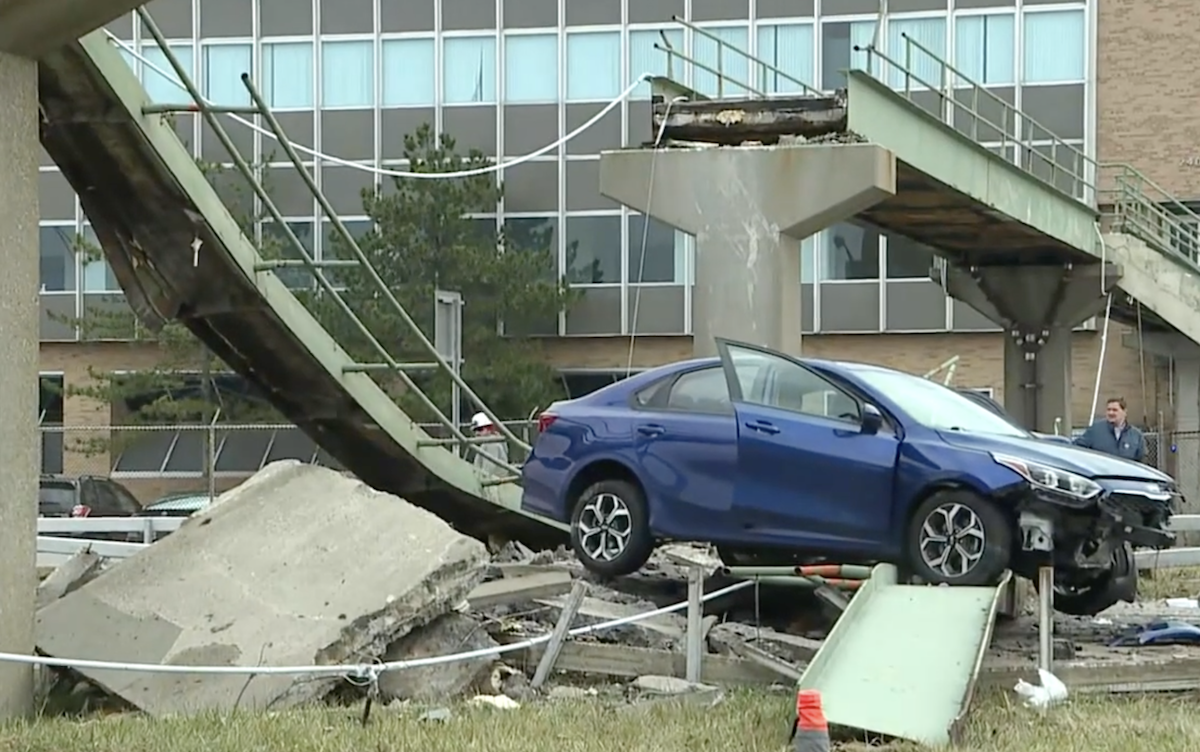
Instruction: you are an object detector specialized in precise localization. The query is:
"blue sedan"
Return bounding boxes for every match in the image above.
[521,339,1179,616]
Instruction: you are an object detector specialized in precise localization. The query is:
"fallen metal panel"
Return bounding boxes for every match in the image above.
[798,564,1009,747]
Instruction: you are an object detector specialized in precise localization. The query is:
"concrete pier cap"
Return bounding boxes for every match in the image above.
[941,262,1122,434]
[0,0,145,57]
[599,143,897,356]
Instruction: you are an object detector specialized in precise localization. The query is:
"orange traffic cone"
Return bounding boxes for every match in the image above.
[789,689,830,752]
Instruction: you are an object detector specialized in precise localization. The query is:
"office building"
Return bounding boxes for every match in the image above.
[37,0,1168,496]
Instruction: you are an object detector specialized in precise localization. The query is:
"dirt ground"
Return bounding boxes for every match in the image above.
[2,689,1199,752]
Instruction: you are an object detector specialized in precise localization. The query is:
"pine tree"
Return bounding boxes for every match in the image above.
[303,123,577,422]
[59,124,576,441]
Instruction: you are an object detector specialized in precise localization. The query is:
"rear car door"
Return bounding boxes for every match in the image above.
[629,367,739,539]
[715,340,900,550]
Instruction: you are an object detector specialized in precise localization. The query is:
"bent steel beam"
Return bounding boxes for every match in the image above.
[39,32,567,553]
[599,144,896,356]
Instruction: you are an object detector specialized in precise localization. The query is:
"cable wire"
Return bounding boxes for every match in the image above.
[105,31,650,181]
[625,96,685,377]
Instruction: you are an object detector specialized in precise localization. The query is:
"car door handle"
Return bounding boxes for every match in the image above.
[637,424,665,437]
[745,420,780,435]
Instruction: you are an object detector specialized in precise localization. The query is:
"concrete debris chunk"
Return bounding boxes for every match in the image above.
[36,548,101,610]
[35,461,488,716]
[377,613,498,702]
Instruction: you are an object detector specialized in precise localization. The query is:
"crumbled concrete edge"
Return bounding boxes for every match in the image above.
[270,536,489,708]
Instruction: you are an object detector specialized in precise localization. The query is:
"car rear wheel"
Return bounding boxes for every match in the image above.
[569,479,653,578]
[906,490,1011,586]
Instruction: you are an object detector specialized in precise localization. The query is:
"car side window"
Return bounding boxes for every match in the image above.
[729,348,860,423]
[633,377,669,407]
[665,367,731,414]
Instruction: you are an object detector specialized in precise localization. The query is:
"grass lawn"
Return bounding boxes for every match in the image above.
[1137,566,1200,601]
[3,690,1200,752]
[15,567,1197,751]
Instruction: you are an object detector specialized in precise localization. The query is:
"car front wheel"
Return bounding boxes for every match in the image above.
[569,479,654,578]
[906,489,1012,586]
[1041,542,1137,616]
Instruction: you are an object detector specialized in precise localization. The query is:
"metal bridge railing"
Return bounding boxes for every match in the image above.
[859,34,1200,272]
[656,15,821,99]
[135,7,526,485]
[650,16,1200,277]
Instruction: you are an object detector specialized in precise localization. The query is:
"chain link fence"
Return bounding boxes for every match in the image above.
[40,420,539,507]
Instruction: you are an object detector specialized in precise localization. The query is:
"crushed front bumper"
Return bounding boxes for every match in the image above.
[1099,492,1177,549]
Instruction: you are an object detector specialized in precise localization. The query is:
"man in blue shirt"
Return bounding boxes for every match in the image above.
[1074,396,1146,462]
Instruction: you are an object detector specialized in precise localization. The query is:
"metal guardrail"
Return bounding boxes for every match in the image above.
[36,534,150,568]
[1136,515,1200,570]
[651,16,1200,279]
[38,516,184,542]
[655,16,822,99]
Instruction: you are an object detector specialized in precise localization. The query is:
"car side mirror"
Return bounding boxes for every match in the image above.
[861,403,883,435]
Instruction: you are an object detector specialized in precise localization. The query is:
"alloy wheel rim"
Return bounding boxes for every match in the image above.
[918,502,987,578]
[577,492,632,562]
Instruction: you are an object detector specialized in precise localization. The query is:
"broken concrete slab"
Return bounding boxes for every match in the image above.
[36,548,101,610]
[35,461,488,716]
[466,571,573,610]
[377,613,497,702]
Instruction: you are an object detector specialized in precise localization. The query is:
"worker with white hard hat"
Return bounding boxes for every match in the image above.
[470,411,509,476]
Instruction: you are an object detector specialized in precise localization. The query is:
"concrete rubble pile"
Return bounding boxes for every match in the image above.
[33,462,846,715]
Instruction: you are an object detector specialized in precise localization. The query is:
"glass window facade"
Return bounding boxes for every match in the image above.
[42,0,1093,342]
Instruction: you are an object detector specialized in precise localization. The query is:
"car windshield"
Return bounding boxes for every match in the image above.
[853,369,1031,438]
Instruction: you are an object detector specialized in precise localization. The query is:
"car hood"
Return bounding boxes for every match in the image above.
[936,430,1172,482]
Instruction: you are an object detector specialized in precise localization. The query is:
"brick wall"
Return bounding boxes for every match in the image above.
[1098,0,1200,200]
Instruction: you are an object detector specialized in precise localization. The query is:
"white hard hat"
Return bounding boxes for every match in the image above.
[470,412,494,430]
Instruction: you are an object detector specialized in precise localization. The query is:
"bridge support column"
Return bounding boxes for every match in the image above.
[0,51,38,717]
[600,144,895,357]
[941,263,1120,435]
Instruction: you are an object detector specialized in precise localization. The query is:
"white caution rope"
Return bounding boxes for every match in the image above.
[2,580,750,678]
[105,31,652,181]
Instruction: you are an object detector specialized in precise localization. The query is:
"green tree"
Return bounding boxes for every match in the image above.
[56,158,284,433]
[304,123,576,421]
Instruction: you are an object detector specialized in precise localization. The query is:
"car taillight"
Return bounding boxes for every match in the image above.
[537,412,558,433]
[71,504,91,518]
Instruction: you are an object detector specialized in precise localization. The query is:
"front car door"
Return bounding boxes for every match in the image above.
[716,339,900,553]
[629,366,739,540]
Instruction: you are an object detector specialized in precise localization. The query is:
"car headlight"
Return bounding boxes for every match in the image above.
[992,453,1102,500]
